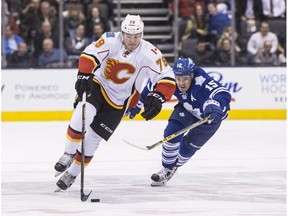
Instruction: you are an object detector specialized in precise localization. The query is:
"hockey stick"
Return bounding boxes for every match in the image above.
[80,91,92,202]
[123,115,212,150]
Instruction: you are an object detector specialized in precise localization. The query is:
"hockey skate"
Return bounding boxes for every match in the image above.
[56,171,76,191]
[151,167,178,187]
[54,152,75,177]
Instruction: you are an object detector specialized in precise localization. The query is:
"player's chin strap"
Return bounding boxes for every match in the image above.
[123,115,212,150]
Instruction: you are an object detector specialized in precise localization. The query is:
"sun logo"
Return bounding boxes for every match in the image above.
[104,58,136,84]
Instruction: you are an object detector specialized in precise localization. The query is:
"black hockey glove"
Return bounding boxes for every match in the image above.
[203,99,224,124]
[141,91,166,121]
[75,72,93,100]
[73,94,81,109]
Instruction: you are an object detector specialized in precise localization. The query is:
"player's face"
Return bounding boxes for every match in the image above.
[123,33,141,51]
[176,75,192,92]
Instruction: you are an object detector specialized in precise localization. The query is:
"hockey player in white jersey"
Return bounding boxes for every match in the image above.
[54,14,176,190]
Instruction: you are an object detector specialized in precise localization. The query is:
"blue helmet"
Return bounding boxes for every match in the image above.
[173,58,196,76]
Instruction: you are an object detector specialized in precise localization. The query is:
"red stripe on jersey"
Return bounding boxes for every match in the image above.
[155,82,176,101]
[128,90,140,108]
[67,126,82,142]
[78,54,97,74]
[74,151,93,165]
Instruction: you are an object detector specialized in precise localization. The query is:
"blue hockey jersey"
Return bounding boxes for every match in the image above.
[174,67,231,120]
[139,66,231,120]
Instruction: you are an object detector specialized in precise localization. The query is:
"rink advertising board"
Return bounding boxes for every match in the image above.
[1,67,286,121]
[2,69,75,121]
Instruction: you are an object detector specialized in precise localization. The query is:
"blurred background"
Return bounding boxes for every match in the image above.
[1,0,286,68]
[1,0,286,121]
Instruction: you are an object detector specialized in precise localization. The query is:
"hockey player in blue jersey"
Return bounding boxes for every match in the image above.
[126,57,231,186]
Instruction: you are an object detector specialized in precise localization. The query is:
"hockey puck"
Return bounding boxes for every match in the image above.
[91,198,100,203]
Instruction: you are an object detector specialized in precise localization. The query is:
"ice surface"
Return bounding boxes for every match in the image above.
[2,120,286,216]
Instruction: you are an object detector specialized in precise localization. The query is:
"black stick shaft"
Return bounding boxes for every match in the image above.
[80,92,92,201]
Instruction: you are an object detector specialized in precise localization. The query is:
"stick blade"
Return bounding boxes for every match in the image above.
[122,139,149,150]
[55,171,63,177]
[81,190,92,202]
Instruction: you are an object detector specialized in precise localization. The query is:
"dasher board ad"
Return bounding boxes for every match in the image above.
[1,67,286,112]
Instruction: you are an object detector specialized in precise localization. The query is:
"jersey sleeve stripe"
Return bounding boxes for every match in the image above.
[159,77,176,82]
[209,87,231,99]
[79,53,101,74]
[82,52,101,66]
[155,82,176,101]
[157,79,176,86]
[127,89,140,108]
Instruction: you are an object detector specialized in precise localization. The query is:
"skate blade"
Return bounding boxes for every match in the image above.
[151,180,167,187]
[55,187,62,192]
[55,171,63,177]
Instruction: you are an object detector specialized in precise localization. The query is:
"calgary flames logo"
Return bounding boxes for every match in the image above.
[104,58,136,84]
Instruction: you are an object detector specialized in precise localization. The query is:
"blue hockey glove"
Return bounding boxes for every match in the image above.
[203,100,224,123]
[125,100,144,119]
[141,91,166,121]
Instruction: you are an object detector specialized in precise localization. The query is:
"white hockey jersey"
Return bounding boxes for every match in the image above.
[78,32,175,109]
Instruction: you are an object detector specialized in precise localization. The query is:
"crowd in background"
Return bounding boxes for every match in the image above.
[174,0,286,66]
[2,0,113,68]
[1,0,286,68]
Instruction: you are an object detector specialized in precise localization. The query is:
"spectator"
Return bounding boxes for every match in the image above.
[37,1,59,32]
[64,4,86,38]
[47,0,59,10]
[261,0,286,19]
[216,0,231,14]
[33,20,59,59]
[247,21,278,62]
[254,40,279,65]
[217,25,246,54]
[19,0,40,41]
[278,49,286,66]
[86,5,110,36]
[193,2,207,40]
[65,24,90,67]
[206,2,231,45]
[6,0,22,16]
[170,0,204,19]
[2,24,23,56]
[236,0,263,22]
[5,10,20,35]
[38,38,72,68]
[90,23,105,43]
[180,40,215,66]
[3,1,22,40]
[6,41,34,68]
[180,2,207,41]
[235,0,263,37]
[215,38,247,66]
[88,0,113,20]
[180,19,196,42]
